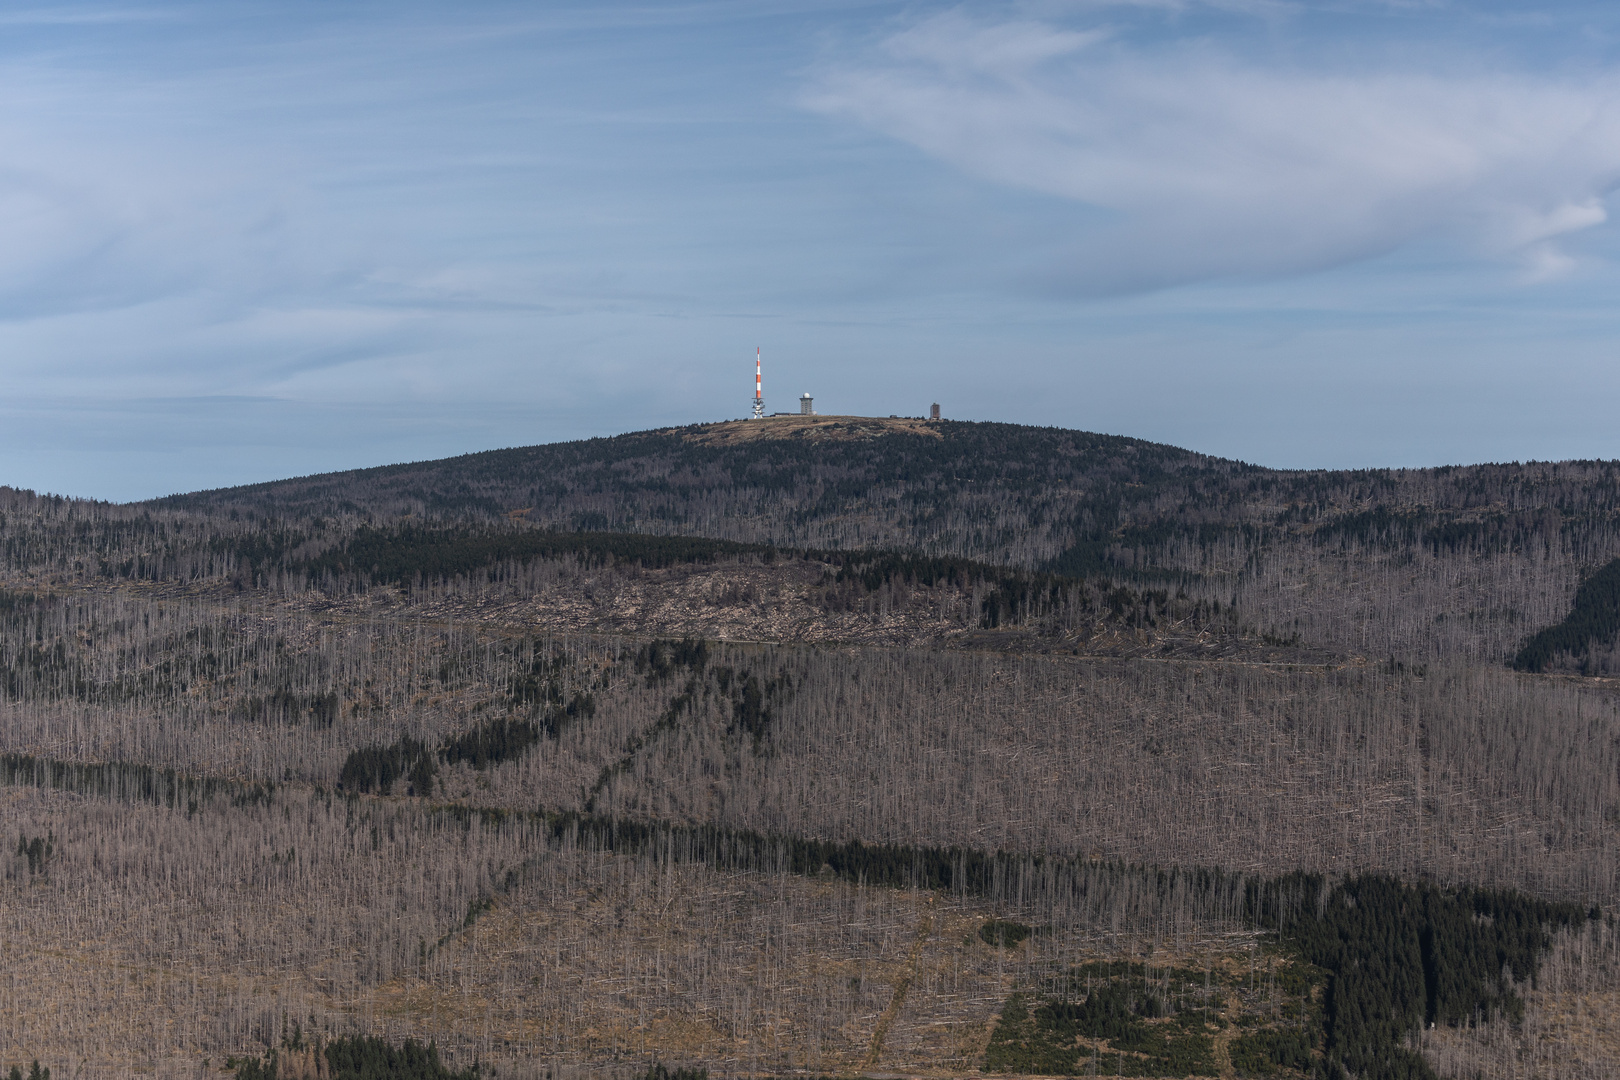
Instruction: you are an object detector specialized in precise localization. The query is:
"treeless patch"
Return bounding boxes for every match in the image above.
[676,416,944,445]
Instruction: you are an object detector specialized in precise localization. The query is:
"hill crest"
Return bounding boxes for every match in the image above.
[675,415,945,445]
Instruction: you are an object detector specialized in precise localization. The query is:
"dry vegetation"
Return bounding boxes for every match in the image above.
[1417,920,1620,1080]
[674,416,945,447]
[3,585,1613,902]
[3,576,1619,1076]
[0,778,1284,1079]
[6,420,1620,1076]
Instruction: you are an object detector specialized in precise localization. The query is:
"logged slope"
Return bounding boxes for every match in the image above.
[4,584,1620,1077]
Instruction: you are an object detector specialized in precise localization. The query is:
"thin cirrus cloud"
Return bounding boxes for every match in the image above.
[807,12,1620,294]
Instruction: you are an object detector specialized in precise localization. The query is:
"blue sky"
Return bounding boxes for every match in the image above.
[4,1,1620,499]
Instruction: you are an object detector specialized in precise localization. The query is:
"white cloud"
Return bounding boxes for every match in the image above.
[807,12,1620,292]
[886,16,1110,75]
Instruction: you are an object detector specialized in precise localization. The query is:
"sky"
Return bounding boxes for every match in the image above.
[4,1,1620,499]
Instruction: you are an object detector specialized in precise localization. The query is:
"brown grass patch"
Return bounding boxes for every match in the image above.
[679,416,944,446]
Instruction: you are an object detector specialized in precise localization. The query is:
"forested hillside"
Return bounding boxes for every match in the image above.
[6,417,1620,1078]
[134,415,1620,671]
[150,417,1620,581]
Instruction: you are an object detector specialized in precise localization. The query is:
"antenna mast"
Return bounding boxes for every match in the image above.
[751,347,764,419]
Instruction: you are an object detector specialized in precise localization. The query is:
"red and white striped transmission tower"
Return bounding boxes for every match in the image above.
[751,347,765,419]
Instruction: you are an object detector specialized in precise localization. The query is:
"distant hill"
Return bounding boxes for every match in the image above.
[150,416,1620,564]
[138,416,1620,669]
[0,415,1618,668]
[152,417,1237,568]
